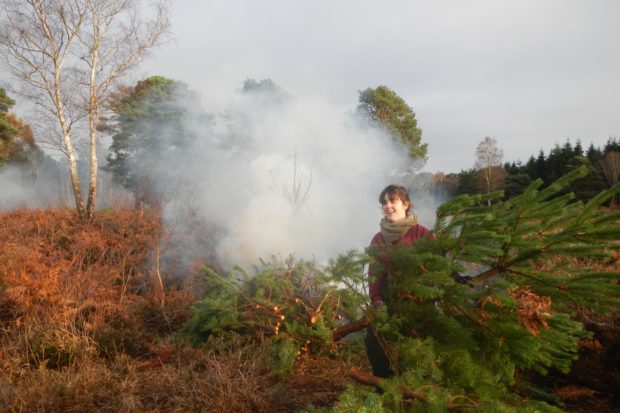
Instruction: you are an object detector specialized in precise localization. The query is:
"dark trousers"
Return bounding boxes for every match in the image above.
[365,328,393,378]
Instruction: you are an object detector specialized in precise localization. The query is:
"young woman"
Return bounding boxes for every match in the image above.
[365,184,434,378]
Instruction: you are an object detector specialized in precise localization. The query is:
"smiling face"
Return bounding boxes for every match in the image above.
[382,193,409,222]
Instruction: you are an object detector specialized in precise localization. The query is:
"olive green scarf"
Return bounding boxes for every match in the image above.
[379,214,418,245]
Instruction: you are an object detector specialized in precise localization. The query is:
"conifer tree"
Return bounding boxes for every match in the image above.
[357,86,427,161]
[105,76,210,207]
[332,166,620,412]
[603,137,620,154]
[0,88,42,167]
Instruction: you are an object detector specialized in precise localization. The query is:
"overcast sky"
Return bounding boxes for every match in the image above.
[135,1,617,172]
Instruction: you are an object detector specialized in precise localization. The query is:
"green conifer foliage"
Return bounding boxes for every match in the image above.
[105,76,209,206]
[0,88,42,166]
[334,166,620,411]
[357,85,427,161]
[185,254,368,378]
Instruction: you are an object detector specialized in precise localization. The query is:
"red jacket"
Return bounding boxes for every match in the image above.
[368,224,434,305]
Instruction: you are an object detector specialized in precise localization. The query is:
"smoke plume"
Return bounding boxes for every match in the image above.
[1,78,439,273]
[156,80,429,271]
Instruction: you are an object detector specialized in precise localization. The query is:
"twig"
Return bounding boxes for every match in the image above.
[468,266,502,286]
[155,235,165,307]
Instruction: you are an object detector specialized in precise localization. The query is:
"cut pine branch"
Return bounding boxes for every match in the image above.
[348,367,427,402]
[348,367,477,409]
[332,317,369,342]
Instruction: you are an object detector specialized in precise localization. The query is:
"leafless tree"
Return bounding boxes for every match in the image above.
[599,151,620,207]
[475,136,505,203]
[0,0,170,219]
[270,151,313,216]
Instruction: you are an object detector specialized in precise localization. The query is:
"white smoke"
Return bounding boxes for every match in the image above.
[0,79,438,273]
[161,83,425,271]
[0,153,136,212]
[0,161,66,210]
[0,166,39,209]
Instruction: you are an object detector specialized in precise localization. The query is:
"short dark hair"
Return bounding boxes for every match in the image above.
[379,185,411,214]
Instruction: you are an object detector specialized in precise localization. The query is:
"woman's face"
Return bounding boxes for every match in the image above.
[382,194,409,222]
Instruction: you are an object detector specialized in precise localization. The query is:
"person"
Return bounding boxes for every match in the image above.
[365,184,434,378]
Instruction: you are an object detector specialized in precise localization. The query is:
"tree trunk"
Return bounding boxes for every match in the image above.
[56,89,85,218]
[85,114,98,219]
[348,367,428,402]
[85,46,99,220]
[66,139,85,218]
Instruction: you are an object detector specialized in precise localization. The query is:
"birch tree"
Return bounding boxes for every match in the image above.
[600,151,620,207]
[475,136,505,203]
[0,0,170,219]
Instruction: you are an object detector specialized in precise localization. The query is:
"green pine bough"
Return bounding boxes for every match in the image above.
[186,166,620,412]
[184,255,369,378]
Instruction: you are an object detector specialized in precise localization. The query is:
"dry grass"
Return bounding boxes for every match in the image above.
[0,208,352,412]
[0,337,352,412]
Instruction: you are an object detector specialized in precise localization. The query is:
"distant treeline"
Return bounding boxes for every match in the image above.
[440,138,620,205]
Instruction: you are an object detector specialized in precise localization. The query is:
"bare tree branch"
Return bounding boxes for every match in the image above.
[332,317,369,342]
[348,367,428,402]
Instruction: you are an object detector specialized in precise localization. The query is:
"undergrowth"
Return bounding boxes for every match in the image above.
[0,208,617,412]
[0,208,353,412]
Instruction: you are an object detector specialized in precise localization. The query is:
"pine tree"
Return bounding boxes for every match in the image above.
[357,85,427,161]
[332,166,620,412]
[105,76,210,206]
[586,143,603,164]
[0,88,42,167]
[603,137,620,154]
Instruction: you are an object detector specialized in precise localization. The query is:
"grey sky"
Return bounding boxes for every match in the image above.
[129,0,618,172]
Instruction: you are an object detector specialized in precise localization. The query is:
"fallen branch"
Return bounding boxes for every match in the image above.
[349,367,477,409]
[332,317,369,342]
[348,367,426,402]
